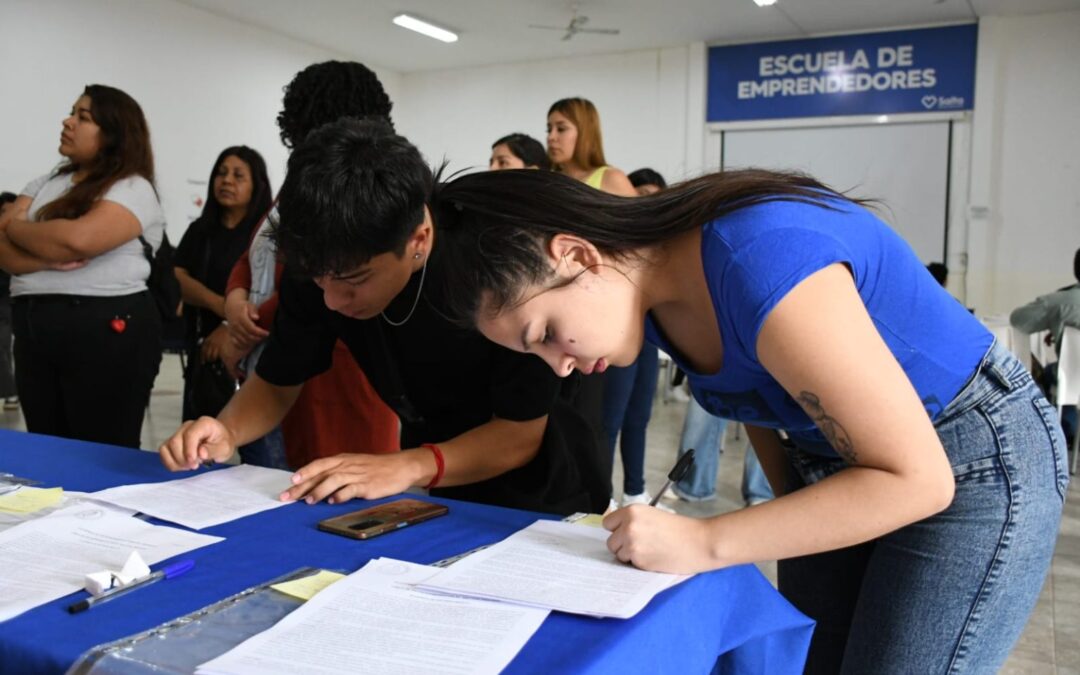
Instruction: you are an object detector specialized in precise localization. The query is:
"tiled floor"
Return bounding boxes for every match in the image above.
[2,355,1078,672]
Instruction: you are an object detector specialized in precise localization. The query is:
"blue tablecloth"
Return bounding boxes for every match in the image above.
[0,429,813,674]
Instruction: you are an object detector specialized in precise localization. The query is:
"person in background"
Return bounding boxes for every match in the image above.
[222,61,400,470]
[0,84,165,448]
[429,166,1065,674]
[489,133,551,171]
[174,146,272,425]
[672,397,774,507]
[600,168,666,507]
[1010,246,1080,445]
[546,97,637,481]
[0,193,17,410]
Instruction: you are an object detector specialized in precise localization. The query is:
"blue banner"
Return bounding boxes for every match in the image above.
[707,24,977,122]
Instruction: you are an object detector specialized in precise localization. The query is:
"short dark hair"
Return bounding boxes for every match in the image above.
[274,117,432,278]
[0,192,16,206]
[627,168,667,190]
[277,61,393,149]
[492,133,551,170]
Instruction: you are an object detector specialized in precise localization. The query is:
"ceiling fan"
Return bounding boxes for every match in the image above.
[529,5,620,41]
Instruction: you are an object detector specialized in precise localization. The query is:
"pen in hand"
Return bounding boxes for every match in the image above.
[649,449,695,507]
[68,560,195,614]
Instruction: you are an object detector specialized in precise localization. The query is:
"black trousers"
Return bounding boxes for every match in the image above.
[13,292,162,448]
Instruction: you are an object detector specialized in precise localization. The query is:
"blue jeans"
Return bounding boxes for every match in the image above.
[602,344,659,495]
[778,341,1067,674]
[238,425,289,470]
[674,396,774,504]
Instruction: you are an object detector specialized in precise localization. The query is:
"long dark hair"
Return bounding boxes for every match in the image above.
[199,146,273,231]
[38,84,154,221]
[433,168,865,325]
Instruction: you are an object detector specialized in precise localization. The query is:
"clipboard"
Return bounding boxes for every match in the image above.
[67,567,341,675]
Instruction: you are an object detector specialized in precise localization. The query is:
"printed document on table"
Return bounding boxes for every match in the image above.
[417,519,688,619]
[91,464,293,529]
[196,558,549,675]
[0,503,222,622]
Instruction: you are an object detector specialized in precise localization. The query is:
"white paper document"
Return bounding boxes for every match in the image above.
[0,503,222,622]
[197,558,549,675]
[90,464,293,529]
[417,519,687,619]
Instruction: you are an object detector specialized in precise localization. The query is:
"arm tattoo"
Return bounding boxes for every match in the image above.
[797,391,857,464]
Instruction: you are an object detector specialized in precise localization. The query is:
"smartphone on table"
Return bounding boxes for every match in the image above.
[317,498,449,540]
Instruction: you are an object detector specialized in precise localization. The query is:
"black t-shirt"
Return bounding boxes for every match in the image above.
[257,263,561,449]
[174,215,255,338]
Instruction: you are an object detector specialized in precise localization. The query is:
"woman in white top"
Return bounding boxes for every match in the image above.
[0,84,165,448]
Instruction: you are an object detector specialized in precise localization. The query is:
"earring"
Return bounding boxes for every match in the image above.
[414,252,422,260]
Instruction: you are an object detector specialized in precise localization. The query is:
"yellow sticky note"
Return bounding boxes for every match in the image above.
[0,486,63,514]
[570,513,607,528]
[271,570,346,601]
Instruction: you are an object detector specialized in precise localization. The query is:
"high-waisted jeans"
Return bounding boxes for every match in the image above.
[778,341,1068,674]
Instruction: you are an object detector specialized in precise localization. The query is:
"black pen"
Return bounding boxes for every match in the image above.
[650,449,696,506]
[68,559,195,614]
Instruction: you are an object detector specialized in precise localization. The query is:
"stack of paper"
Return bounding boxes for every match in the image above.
[90,465,293,529]
[0,504,222,622]
[197,558,549,675]
[417,520,688,619]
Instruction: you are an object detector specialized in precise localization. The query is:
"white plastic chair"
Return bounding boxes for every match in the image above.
[1009,326,1032,372]
[1030,330,1054,371]
[1055,326,1080,474]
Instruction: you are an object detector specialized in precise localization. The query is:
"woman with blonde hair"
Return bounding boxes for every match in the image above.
[546,97,635,196]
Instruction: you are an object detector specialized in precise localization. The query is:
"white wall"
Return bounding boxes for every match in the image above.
[0,0,400,243]
[394,45,707,184]
[965,10,1080,315]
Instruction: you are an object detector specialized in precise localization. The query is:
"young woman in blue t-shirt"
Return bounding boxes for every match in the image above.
[432,166,1067,673]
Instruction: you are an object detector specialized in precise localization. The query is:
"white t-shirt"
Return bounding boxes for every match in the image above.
[11,171,166,297]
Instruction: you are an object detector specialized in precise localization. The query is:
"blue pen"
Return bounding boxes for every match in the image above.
[67,559,195,614]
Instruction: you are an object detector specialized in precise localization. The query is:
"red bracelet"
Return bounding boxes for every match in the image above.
[422,443,445,489]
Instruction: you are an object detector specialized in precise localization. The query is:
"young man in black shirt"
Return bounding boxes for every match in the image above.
[159,119,608,515]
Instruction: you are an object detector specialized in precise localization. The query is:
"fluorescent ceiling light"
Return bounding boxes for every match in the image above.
[393,14,458,43]
[753,0,778,6]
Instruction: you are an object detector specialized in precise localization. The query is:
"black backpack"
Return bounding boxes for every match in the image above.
[139,233,184,348]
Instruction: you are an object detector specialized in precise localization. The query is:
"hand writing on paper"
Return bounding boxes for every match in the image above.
[158,417,236,471]
[603,505,720,575]
[280,453,418,505]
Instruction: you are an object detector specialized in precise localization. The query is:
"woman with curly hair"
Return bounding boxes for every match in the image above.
[0,84,165,448]
[220,61,399,469]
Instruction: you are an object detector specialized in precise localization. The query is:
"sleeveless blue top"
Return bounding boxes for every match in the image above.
[644,196,992,457]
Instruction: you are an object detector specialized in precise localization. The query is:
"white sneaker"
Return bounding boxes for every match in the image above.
[2,397,17,411]
[621,491,675,513]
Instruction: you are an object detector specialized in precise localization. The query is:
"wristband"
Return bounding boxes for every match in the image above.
[422,443,445,489]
